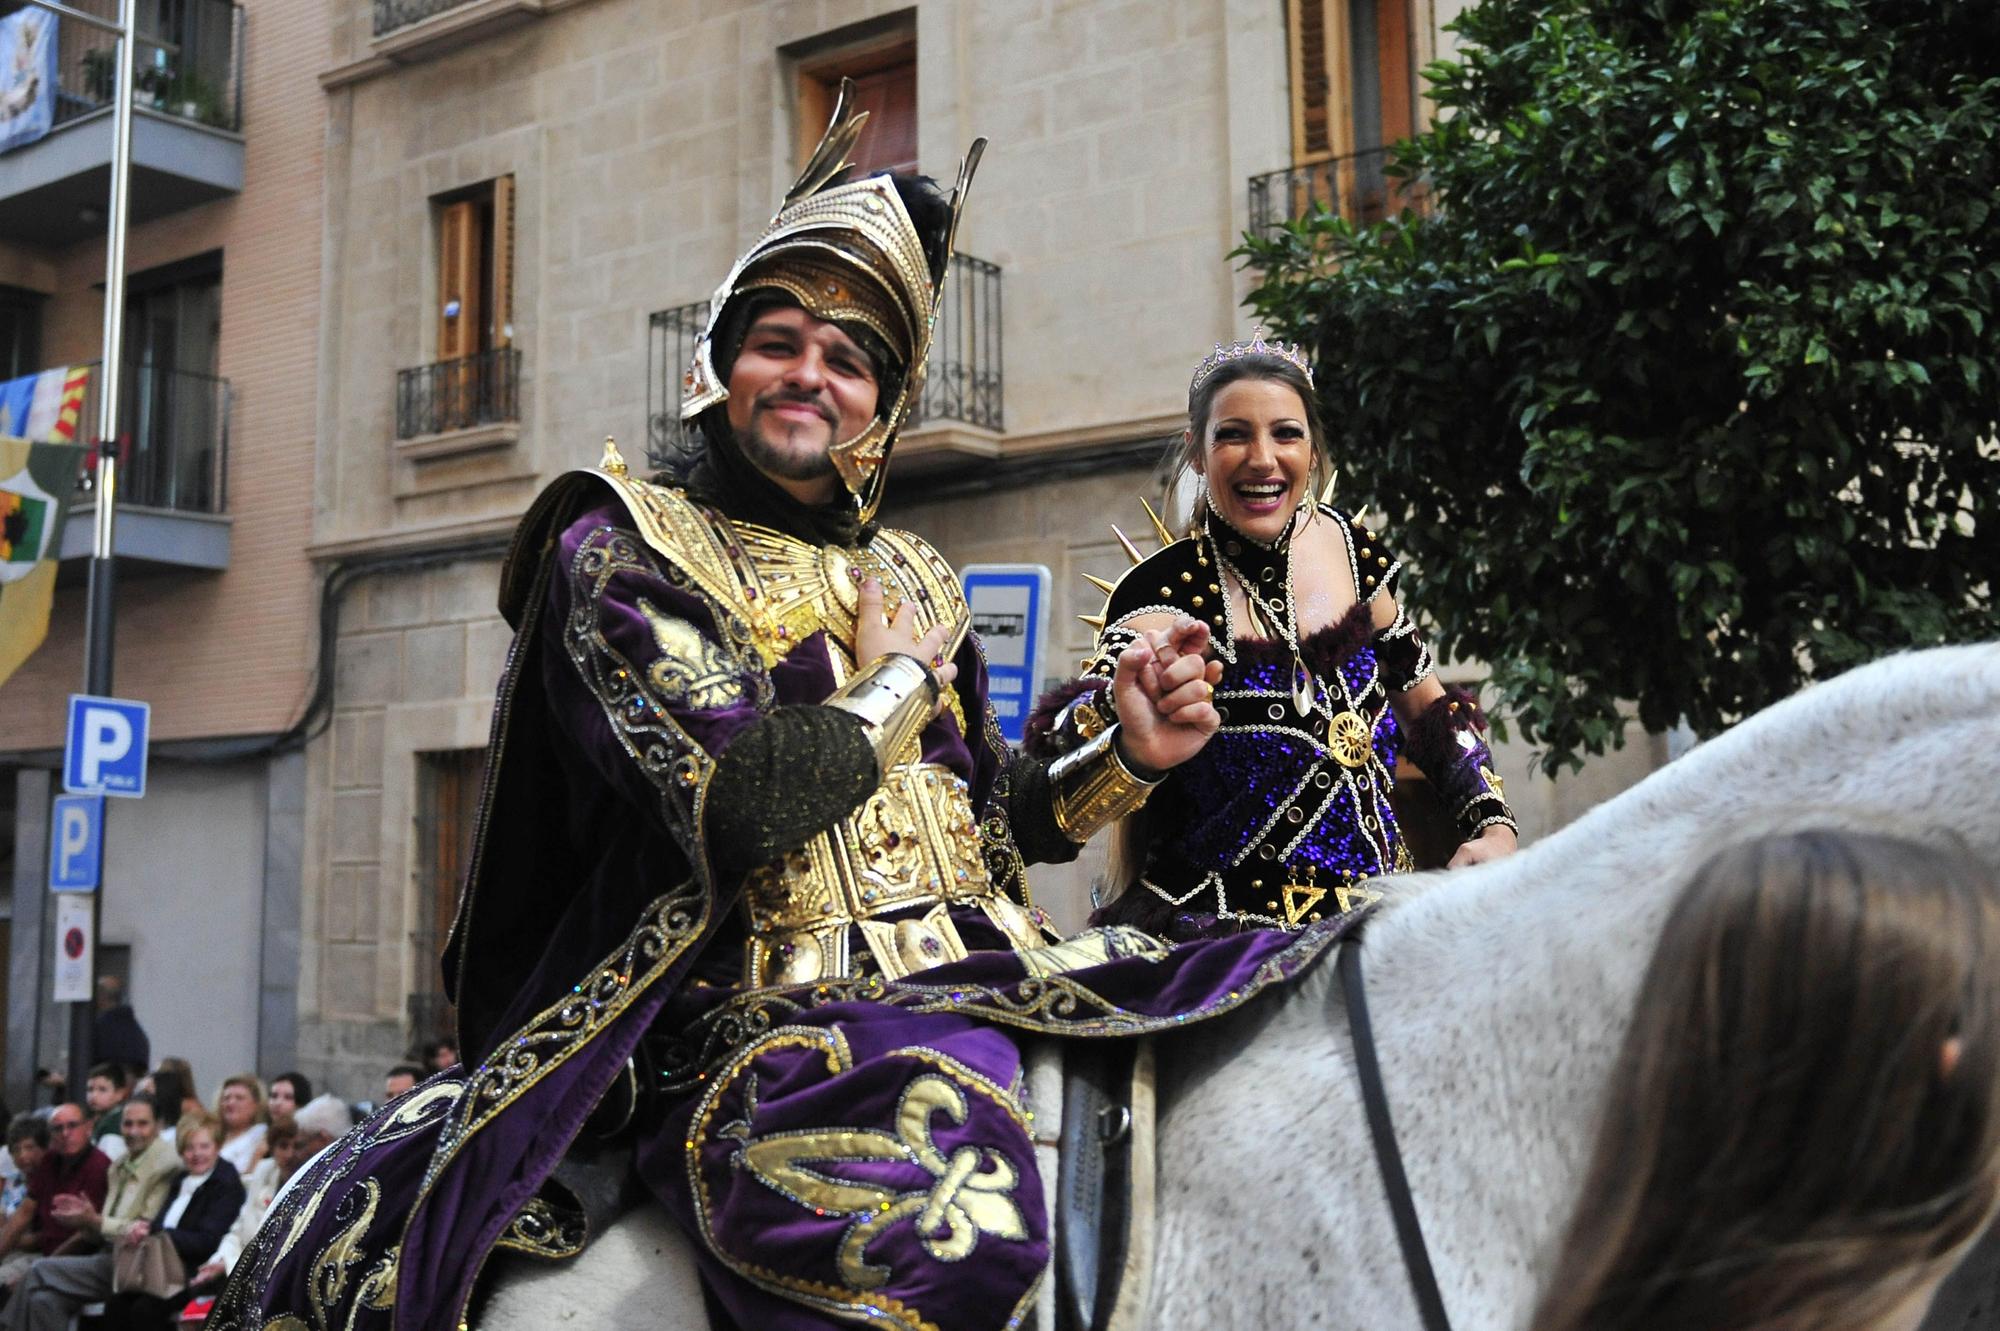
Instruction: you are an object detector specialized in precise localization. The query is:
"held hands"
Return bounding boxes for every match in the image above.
[854,578,961,716]
[124,1219,150,1246]
[1111,616,1225,775]
[1447,823,1519,869]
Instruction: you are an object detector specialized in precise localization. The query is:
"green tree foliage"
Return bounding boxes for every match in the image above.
[1241,0,1999,772]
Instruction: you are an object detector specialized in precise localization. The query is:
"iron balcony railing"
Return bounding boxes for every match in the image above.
[73,361,233,514]
[645,253,1004,469]
[374,0,472,36]
[395,347,522,439]
[46,0,245,134]
[1247,146,1425,234]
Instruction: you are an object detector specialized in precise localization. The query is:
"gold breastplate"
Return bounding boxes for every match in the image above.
[729,520,970,738]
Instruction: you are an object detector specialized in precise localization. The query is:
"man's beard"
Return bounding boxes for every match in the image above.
[733,395,844,484]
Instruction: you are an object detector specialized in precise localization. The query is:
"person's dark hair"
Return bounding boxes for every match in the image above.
[270,1072,313,1106]
[386,1063,425,1084]
[86,1061,128,1089]
[1532,828,2000,1331]
[121,1093,158,1122]
[149,1069,190,1121]
[1186,352,1318,447]
[6,1113,47,1150]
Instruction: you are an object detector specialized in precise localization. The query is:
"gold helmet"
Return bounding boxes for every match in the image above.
[679,79,985,522]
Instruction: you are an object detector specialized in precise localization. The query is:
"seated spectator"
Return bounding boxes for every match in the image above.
[1533,829,2000,1331]
[264,1073,311,1131]
[150,1061,202,1123]
[0,1118,47,1221]
[156,1122,302,1322]
[97,1113,244,1331]
[287,1096,352,1173]
[0,1105,107,1286]
[140,1072,190,1152]
[383,1064,424,1102]
[213,1075,267,1175]
[84,1064,131,1163]
[423,1038,458,1074]
[0,1094,180,1331]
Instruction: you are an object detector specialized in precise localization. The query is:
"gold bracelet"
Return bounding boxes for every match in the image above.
[1046,722,1161,844]
[825,654,939,776]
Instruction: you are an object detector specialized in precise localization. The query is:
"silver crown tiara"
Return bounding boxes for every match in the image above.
[1188,334,1314,397]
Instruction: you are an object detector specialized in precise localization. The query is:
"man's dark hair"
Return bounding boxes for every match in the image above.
[87,1062,128,1089]
[386,1063,424,1083]
[6,1114,46,1150]
[121,1093,158,1121]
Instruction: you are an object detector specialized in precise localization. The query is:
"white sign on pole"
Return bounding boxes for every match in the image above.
[52,893,92,1002]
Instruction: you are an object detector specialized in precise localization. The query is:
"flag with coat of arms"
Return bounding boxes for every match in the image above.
[0,365,90,688]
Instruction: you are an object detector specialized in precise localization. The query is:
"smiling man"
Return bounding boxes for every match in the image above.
[0,1105,107,1289]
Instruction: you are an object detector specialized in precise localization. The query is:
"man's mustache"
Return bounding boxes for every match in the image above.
[755,390,836,424]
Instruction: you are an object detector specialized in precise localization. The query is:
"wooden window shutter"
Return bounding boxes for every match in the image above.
[437,199,483,362]
[848,56,917,175]
[489,175,515,350]
[1289,0,1336,162]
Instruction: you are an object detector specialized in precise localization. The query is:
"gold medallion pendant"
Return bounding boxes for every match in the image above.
[1327,710,1373,769]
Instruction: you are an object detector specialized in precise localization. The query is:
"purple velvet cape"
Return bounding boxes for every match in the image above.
[208,473,1348,1331]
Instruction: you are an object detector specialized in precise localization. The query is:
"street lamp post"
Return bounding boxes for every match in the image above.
[28,0,137,1104]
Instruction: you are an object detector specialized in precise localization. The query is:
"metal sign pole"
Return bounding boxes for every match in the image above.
[23,0,137,1104]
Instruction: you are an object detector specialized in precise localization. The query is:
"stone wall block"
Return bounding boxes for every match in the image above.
[362,570,431,629]
[403,626,469,704]
[336,634,403,707]
[465,618,515,699]
[320,943,380,1021]
[430,560,504,623]
[326,864,371,943]
[330,790,383,865]
[332,709,386,789]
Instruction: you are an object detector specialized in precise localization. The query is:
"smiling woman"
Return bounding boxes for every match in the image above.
[1030,338,1519,939]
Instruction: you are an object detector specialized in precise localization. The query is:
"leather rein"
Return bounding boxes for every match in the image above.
[1338,938,1455,1331]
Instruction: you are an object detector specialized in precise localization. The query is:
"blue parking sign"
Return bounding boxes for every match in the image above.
[64,694,150,798]
[48,794,102,891]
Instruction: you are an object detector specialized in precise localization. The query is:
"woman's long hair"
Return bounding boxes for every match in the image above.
[1533,828,2000,1331]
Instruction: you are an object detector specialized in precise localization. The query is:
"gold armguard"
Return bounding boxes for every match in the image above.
[1046,722,1161,844]
[825,653,939,776]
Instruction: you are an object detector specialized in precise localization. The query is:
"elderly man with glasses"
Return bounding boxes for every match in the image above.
[0,1105,109,1288]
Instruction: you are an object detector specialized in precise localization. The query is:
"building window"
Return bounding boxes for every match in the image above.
[1287,0,1419,221]
[435,175,515,363]
[793,23,916,175]
[121,254,226,510]
[409,748,484,1045]
[0,288,42,381]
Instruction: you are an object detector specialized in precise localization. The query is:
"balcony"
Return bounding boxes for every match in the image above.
[364,0,549,66]
[0,0,245,248]
[56,361,233,572]
[645,253,1005,471]
[394,347,521,450]
[1246,147,1425,235]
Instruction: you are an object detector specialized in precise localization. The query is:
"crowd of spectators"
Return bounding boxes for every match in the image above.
[0,1022,454,1327]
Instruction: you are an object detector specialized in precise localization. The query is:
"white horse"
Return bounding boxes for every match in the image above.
[483,642,2000,1330]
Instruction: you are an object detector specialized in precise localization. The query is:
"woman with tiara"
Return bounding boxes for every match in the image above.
[1027,337,1517,940]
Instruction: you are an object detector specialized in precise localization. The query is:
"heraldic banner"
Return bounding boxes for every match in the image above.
[0,366,91,688]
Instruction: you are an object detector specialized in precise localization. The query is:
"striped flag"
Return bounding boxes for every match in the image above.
[0,365,90,687]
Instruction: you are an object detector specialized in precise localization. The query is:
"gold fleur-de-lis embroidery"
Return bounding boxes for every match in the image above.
[738,1072,1029,1290]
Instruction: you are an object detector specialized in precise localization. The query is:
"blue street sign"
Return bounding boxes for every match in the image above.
[63,694,150,798]
[48,794,102,892]
[961,565,1052,746]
